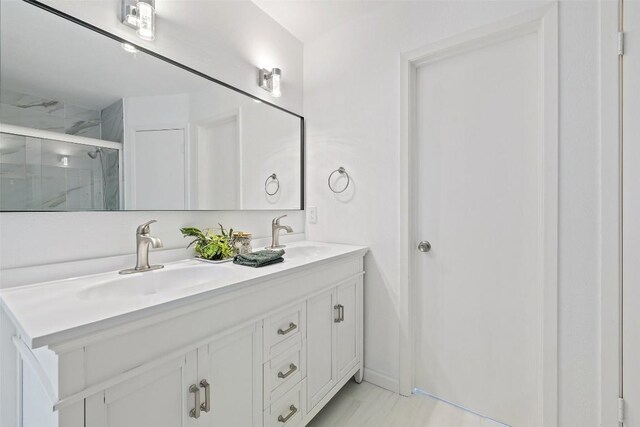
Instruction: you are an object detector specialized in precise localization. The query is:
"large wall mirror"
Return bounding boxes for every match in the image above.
[0,1,304,211]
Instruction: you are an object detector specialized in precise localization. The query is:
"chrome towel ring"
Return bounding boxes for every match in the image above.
[328,167,350,193]
[265,173,280,196]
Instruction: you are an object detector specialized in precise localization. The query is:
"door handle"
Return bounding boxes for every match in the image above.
[334,304,344,323]
[199,379,211,413]
[418,240,432,252]
[189,384,200,419]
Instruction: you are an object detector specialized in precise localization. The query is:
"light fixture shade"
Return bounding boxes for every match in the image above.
[270,68,282,97]
[136,1,155,41]
[258,67,282,97]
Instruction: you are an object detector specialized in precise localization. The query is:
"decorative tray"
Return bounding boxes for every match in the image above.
[195,257,234,264]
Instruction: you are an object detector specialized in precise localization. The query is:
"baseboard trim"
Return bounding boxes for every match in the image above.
[363,368,399,393]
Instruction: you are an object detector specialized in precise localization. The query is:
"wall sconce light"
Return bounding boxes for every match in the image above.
[258,68,282,97]
[60,156,69,167]
[121,0,156,41]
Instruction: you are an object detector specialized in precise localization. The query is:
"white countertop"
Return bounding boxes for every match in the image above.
[0,241,367,349]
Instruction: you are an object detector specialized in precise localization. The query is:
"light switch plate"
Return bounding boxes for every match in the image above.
[307,206,317,224]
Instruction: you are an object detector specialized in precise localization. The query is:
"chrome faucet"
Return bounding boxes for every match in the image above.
[119,220,164,274]
[267,215,293,249]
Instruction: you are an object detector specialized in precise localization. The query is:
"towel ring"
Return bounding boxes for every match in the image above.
[328,167,350,194]
[265,173,280,196]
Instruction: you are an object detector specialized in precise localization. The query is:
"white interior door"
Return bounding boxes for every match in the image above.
[413,14,557,427]
[623,0,640,425]
[130,128,186,210]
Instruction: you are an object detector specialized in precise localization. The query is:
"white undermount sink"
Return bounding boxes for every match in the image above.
[77,244,332,301]
[75,244,338,301]
[76,262,237,300]
[283,244,334,260]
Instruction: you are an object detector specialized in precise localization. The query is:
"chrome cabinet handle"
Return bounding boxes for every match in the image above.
[199,379,211,413]
[278,405,298,423]
[278,363,298,379]
[189,384,200,419]
[334,304,344,323]
[277,322,297,335]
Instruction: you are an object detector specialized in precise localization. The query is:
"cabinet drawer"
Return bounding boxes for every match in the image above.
[264,341,306,408]
[264,303,305,360]
[264,379,306,427]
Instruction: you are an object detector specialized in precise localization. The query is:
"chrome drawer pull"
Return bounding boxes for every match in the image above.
[189,384,200,419]
[278,404,298,423]
[278,363,298,379]
[334,304,344,323]
[277,322,297,335]
[199,379,211,412]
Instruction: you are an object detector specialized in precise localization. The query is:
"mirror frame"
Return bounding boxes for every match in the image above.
[7,0,305,212]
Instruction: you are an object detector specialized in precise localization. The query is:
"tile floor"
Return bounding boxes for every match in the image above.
[307,380,507,427]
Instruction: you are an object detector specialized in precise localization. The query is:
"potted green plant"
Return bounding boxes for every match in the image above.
[180,224,235,262]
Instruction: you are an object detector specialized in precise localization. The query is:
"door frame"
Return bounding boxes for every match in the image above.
[192,108,243,209]
[398,4,559,426]
[599,1,623,425]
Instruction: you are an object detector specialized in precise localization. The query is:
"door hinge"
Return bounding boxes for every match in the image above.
[618,32,625,56]
[618,397,625,423]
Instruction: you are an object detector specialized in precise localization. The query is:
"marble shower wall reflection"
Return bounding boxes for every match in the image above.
[101,146,121,210]
[99,101,123,209]
[100,100,124,143]
[0,88,102,139]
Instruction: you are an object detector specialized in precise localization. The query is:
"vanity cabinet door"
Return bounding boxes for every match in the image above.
[306,288,337,411]
[196,323,262,427]
[85,352,198,427]
[335,279,359,379]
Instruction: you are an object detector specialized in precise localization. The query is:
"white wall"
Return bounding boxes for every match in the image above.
[304,1,600,425]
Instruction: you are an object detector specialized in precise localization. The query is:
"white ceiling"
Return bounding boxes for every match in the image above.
[251,0,390,43]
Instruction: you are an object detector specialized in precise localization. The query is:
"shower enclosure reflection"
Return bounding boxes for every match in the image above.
[0,130,120,211]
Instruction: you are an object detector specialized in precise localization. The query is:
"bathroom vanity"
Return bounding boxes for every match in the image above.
[0,241,366,427]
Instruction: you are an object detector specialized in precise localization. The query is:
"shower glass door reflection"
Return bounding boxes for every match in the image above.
[0,132,120,211]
